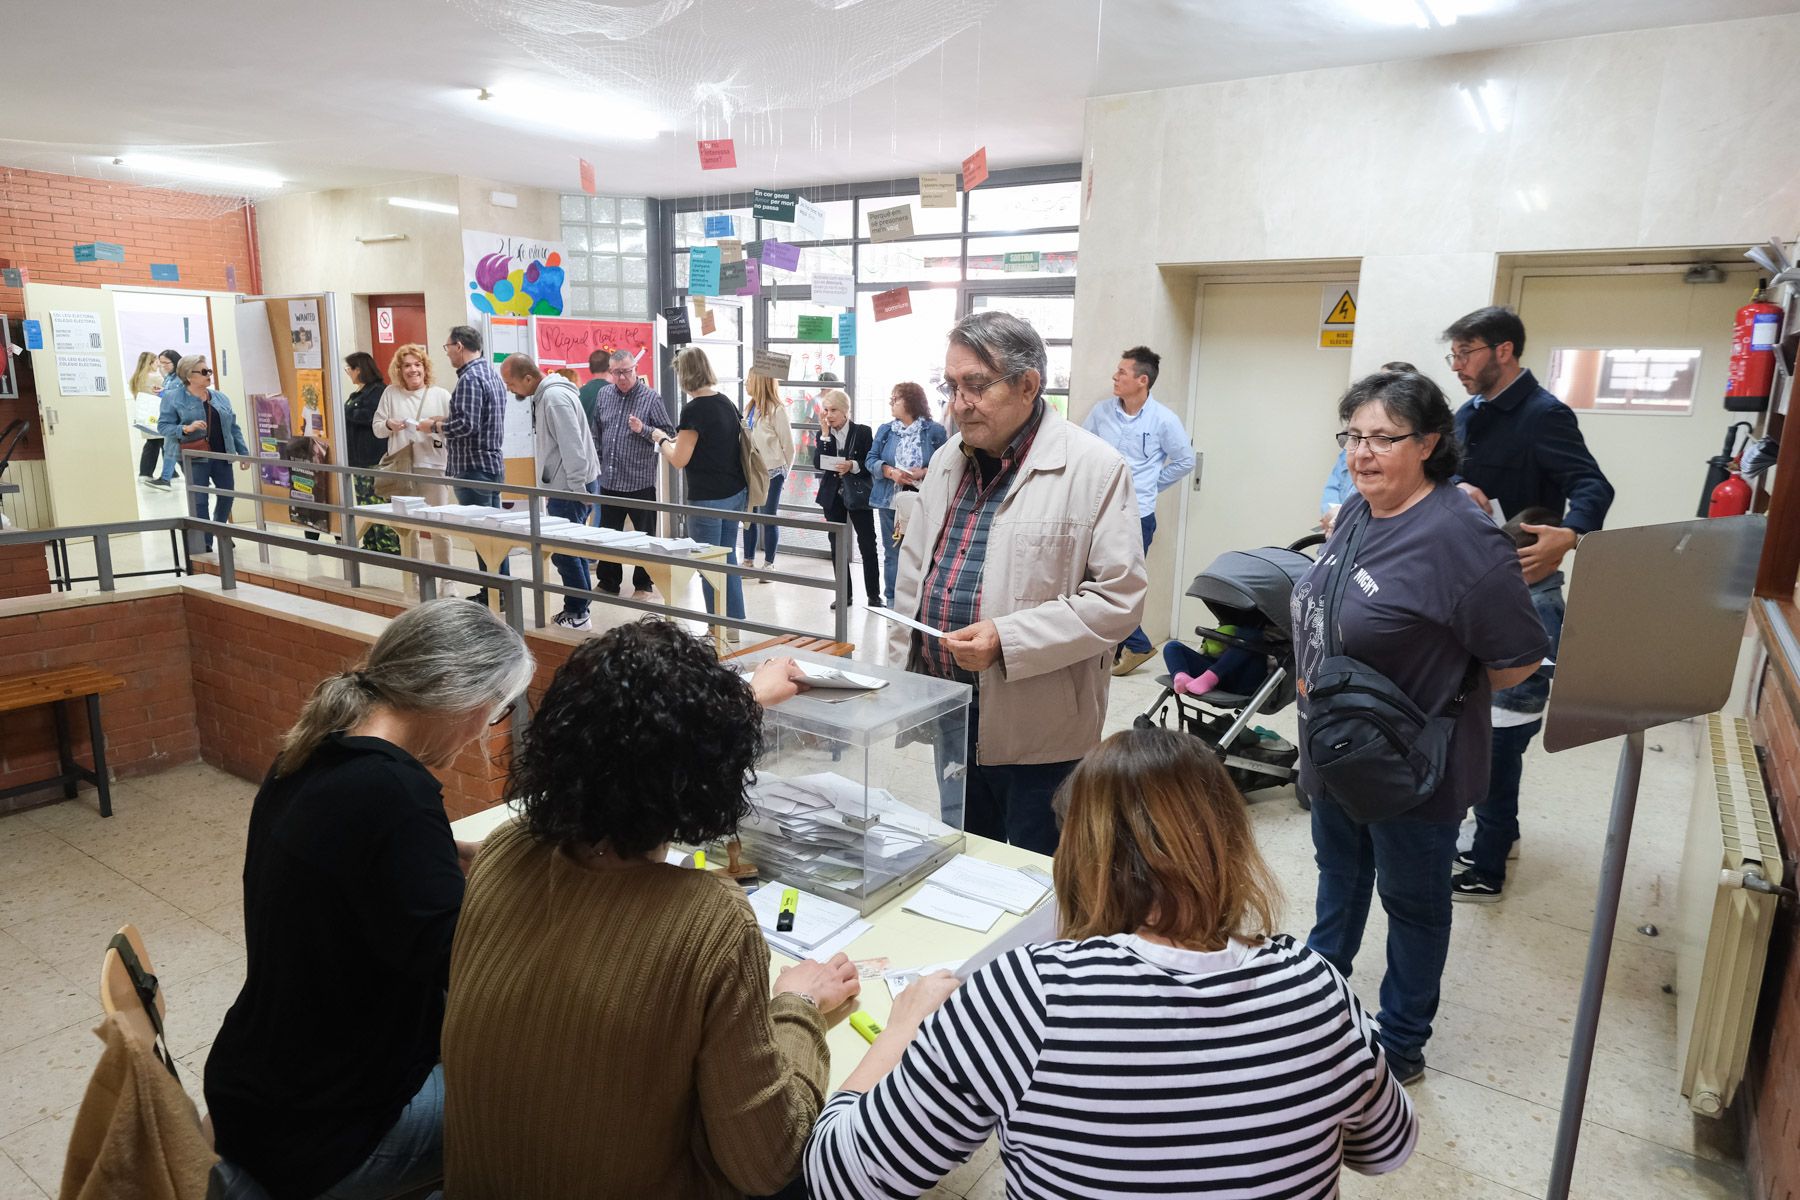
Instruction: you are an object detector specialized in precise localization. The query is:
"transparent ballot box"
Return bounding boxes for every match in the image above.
[722,647,972,914]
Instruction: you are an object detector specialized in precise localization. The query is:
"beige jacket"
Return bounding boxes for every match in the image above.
[59,1015,216,1200]
[746,403,794,475]
[887,407,1147,765]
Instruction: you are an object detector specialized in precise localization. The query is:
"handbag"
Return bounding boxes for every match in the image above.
[736,423,770,509]
[1300,506,1478,823]
[372,442,418,500]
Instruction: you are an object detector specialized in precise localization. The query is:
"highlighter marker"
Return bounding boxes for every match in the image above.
[849,1011,884,1043]
[777,887,799,933]
[694,850,707,871]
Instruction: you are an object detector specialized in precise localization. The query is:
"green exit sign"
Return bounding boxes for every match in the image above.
[1003,251,1041,272]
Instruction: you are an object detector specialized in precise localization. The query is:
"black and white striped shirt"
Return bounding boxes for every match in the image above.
[805,934,1416,1199]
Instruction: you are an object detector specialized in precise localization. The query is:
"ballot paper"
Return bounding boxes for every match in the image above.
[748,879,865,957]
[817,454,848,471]
[884,959,964,999]
[737,771,956,897]
[870,606,946,639]
[739,661,888,692]
[902,883,1003,933]
[925,855,1048,915]
[956,899,1058,980]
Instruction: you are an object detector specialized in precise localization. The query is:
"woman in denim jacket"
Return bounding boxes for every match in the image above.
[865,382,947,609]
[159,355,249,552]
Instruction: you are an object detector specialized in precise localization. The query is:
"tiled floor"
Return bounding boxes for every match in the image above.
[3,524,1753,1199]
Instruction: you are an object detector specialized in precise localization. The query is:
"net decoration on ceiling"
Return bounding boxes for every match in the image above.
[448,0,1000,132]
[0,143,284,222]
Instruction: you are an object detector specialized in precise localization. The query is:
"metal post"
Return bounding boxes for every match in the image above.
[252,457,271,565]
[343,505,361,589]
[832,520,849,644]
[92,536,115,592]
[1545,729,1646,1199]
[503,579,526,635]
[530,495,546,629]
[217,534,237,590]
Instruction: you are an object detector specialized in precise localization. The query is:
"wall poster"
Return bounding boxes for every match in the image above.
[464,230,567,322]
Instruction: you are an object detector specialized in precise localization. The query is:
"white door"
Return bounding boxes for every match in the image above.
[23,283,138,527]
[1177,281,1354,636]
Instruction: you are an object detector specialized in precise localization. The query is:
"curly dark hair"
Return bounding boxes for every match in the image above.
[1336,368,1464,483]
[510,619,764,856]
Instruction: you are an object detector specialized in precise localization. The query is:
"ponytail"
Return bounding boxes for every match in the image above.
[275,671,377,777]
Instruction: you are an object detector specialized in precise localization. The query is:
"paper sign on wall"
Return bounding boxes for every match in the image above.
[962,146,989,190]
[1319,283,1358,349]
[761,240,800,272]
[811,273,854,307]
[689,246,721,296]
[753,189,797,222]
[718,237,744,263]
[150,263,180,282]
[1003,251,1041,273]
[21,320,42,350]
[51,310,103,351]
[867,204,914,243]
[797,315,834,342]
[920,172,957,208]
[704,214,734,239]
[579,158,597,195]
[376,307,396,344]
[56,353,109,395]
[1,267,24,288]
[73,242,125,264]
[289,299,322,368]
[872,287,912,322]
[794,197,825,239]
[296,368,326,435]
[698,139,737,170]
[749,350,793,380]
[838,312,857,356]
[719,260,747,294]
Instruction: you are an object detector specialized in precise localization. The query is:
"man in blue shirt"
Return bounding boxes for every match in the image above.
[1082,346,1196,676]
[1442,306,1614,903]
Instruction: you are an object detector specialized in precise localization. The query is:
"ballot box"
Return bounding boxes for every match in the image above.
[722,646,972,914]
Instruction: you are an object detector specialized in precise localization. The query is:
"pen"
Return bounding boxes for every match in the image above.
[777,887,799,933]
[849,1011,883,1043]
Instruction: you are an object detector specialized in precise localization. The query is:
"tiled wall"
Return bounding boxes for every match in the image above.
[1749,660,1800,1199]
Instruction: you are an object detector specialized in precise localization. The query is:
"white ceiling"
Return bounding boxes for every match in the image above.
[5,0,1795,200]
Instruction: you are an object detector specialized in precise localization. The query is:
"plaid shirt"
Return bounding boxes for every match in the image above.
[444,358,507,479]
[592,380,673,492]
[917,400,1047,683]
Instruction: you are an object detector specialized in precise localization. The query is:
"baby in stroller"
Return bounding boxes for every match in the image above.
[1162,624,1271,698]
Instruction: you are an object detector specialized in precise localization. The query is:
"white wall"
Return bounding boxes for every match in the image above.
[1075,12,1800,639]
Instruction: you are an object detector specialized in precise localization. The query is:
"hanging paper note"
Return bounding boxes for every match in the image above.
[150,263,180,282]
[719,238,744,263]
[579,158,597,195]
[704,214,734,239]
[719,259,747,293]
[761,240,801,272]
[698,139,737,170]
[689,245,721,296]
[797,315,834,342]
[753,189,798,222]
[749,350,793,380]
[838,312,857,357]
[962,146,989,190]
[736,258,761,296]
[811,272,854,307]
[701,310,717,336]
[794,197,825,239]
[872,287,912,322]
[867,204,914,243]
[692,294,708,316]
[920,172,957,208]
[662,305,693,346]
[743,239,765,261]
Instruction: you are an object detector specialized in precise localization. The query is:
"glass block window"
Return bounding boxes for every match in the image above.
[559,193,652,319]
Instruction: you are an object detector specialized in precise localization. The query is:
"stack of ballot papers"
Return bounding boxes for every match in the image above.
[390,496,428,515]
[748,879,871,959]
[420,504,503,523]
[738,772,955,898]
[924,855,1048,914]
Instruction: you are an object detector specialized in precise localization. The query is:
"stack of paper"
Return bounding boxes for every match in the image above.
[925,855,1048,914]
[737,771,955,898]
[747,879,870,959]
[391,496,428,515]
[902,884,1003,932]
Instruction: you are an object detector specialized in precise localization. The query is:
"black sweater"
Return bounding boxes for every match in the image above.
[344,381,387,469]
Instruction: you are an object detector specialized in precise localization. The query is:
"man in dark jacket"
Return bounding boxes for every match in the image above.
[1442,305,1614,902]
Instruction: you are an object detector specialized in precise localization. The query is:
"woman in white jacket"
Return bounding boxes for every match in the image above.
[373,343,452,563]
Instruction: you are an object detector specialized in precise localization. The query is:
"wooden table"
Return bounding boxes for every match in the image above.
[0,665,127,817]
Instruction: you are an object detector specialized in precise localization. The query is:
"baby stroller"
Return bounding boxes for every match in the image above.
[1133,533,1326,808]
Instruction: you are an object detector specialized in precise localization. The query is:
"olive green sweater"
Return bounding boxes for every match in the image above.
[442,821,829,1198]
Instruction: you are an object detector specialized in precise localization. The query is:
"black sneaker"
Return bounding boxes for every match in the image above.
[1387,1053,1425,1086]
[1452,851,1477,874]
[1451,869,1504,904]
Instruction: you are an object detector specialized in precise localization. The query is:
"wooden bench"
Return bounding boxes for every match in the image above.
[726,635,855,660]
[0,666,127,817]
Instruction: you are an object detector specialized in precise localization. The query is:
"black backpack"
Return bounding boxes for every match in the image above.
[1302,506,1478,823]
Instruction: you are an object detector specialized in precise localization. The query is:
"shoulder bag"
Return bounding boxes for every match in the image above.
[736,422,771,509]
[372,441,418,500]
[837,426,874,511]
[1301,506,1478,823]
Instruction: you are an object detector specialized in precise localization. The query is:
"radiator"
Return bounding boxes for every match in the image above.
[1675,713,1785,1116]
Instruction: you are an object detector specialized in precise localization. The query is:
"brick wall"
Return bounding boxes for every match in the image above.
[0,167,256,460]
[0,594,200,814]
[1749,660,1800,1200]
[0,541,50,599]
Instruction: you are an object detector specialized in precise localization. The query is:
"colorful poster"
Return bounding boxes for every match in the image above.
[872,287,913,322]
[761,240,800,272]
[534,317,657,391]
[962,146,990,190]
[288,300,322,369]
[698,139,737,170]
[753,189,797,222]
[838,313,857,357]
[464,230,567,321]
[797,315,834,342]
[736,257,761,297]
[296,368,325,435]
[253,394,292,486]
[689,246,721,296]
[705,214,734,238]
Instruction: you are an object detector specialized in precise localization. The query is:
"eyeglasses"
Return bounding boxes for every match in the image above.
[488,701,517,727]
[937,372,1021,403]
[1444,343,1491,368]
[1336,431,1422,454]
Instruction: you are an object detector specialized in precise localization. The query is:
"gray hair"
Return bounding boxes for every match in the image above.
[819,388,851,414]
[501,353,543,385]
[275,598,534,776]
[609,349,635,368]
[176,354,210,384]
[947,311,1047,401]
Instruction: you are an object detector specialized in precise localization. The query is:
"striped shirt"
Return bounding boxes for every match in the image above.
[804,934,1417,1199]
[444,358,507,479]
[916,401,1046,682]
[591,380,673,492]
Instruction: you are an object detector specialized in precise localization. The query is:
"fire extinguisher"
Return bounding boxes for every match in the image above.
[1725,279,1783,411]
[1697,421,1753,516]
[1708,462,1752,517]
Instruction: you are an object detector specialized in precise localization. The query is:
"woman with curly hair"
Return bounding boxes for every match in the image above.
[442,620,861,1200]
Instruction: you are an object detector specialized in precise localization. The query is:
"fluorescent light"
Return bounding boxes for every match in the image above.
[388,197,459,215]
[115,153,283,190]
[470,82,664,141]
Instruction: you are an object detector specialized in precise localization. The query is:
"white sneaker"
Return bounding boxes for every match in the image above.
[553,610,591,630]
[632,587,661,602]
[725,627,741,644]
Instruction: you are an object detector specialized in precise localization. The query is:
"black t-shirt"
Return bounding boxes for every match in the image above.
[204,733,465,1199]
[679,392,748,501]
[1291,486,1548,823]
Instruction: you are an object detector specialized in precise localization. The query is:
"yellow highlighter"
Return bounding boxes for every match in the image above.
[693,850,707,871]
[849,1012,884,1044]
[776,887,799,933]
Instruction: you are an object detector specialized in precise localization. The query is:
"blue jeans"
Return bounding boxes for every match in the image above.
[1307,796,1458,1068]
[1120,514,1156,655]
[933,700,1070,856]
[548,482,599,616]
[1471,574,1563,881]
[743,472,785,565]
[878,506,901,609]
[187,458,237,552]
[316,1064,443,1200]
[689,489,747,620]
[451,467,510,583]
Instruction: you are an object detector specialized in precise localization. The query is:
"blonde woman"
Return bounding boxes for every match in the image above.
[128,351,168,483]
[741,373,794,570]
[374,343,453,562]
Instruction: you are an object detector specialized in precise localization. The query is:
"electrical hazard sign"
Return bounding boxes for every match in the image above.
[1320,284,1357,348]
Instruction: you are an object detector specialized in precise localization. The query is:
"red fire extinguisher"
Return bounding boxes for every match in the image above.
[1725,280,1783,411]
[1709,460,1753,517]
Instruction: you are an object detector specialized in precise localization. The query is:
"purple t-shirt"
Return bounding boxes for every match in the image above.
[1291,485,1548,823]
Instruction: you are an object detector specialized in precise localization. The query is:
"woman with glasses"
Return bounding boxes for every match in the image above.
[865,382,947,609]
[159,355,250,552]
[1289,368,1547,1086]
[205,599,533,1200]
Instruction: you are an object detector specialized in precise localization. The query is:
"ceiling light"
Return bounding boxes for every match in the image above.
[388,197,459,215]
[469,83,664,142]
[114,153,284,190]
[1343,0,1497,28]
[1457,80,1509,134]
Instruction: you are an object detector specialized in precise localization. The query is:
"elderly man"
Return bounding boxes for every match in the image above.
[590,349,674,599]
[500,354,602,630]
[888,312,1147,854]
